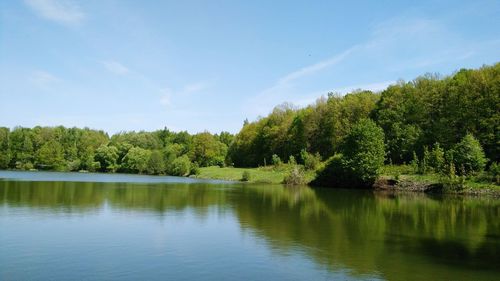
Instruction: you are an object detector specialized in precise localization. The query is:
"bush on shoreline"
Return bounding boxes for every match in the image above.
[283,165,306,185]
[312,119,385,188]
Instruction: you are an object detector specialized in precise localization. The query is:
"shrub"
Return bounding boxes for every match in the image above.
[311,154,348,187]
[420,146,430,174]
[241,170,251,181]
[272,154,282,166]
[212,156,225,168]
[190,162,200,176]
[67,159,81,172]
[428,143,445,173]
[282,165,306,185]
[410,151,419,174]
[16,161,34,170]
[489,162,499,184]
[449,134,487,176]
[442,161,466,191]
[300,149,321,170]
[312,119,385,188]
[288,155,296,165]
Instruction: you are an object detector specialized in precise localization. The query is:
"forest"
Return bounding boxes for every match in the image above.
[0,127,232,177]
[0,63,498,187]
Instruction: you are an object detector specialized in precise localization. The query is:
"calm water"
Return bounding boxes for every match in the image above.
[0,171,499,281]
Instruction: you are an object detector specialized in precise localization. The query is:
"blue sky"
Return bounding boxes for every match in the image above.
[1,0,499,134]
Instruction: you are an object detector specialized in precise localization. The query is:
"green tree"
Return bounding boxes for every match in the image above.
[217,131,234,147]
[147,150,165,174]
[0,127,11,169]
[312,119,385,188]
[227,121,259,167]
[167,155,192,176]
[35,140,64,170]
[122,147,151,173]
[192,132,227,167]
[95,145,119,172]
[80,148,100,172]
[449,134,487,176]
[341,119,385,184]
[428,143,445,173]
[10,127,35,169]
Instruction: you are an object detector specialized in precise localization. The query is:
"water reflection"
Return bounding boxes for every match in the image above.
[1,180,499,281]
[239,187,500,280]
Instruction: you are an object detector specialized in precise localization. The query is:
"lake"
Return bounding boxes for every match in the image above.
[0,171,499,280]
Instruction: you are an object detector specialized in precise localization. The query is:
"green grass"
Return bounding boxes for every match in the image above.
[196,165,316,184]
[197,164,498,191]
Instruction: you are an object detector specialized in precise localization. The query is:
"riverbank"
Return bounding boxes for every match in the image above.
[196,165,500,196]
[373,177,500,197]
[377,165,500,196]
[195,165,316,184]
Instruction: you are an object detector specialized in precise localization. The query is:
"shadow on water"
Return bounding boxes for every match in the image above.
[1,179,499,281]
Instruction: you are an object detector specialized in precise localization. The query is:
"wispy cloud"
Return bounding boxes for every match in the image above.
[277,47,358,87]
[101,60,130,75]
[24,0,85,25]
[246,16,482,118]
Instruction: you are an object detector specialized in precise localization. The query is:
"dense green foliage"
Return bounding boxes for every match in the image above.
[448,134,487,176]
[0,126,231,176]
[312,119,385,187]
[226,63,498,187]
[229,63,499,169]
[0,63,498,186]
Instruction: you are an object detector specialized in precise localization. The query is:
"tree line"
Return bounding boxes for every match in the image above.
[0,63,498,186]
[227,63,498,186]
[228,63,498,167]
[0,126,232,176]
[228,63,500,186]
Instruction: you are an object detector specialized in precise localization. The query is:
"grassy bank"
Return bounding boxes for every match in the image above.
[196,165,316,184]
[196,164,499,195]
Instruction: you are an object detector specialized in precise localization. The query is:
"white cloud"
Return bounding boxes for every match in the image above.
[246,16,480,118]
[277,47,358,87]
[24,0,85,25]
[101,60,130,75]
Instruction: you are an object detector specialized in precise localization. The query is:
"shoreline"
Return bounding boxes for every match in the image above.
[1,168,499,197]
[373,178,500,197]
